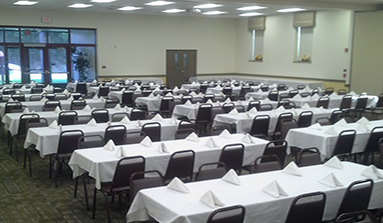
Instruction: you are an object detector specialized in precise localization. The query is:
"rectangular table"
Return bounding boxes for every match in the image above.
[69,133,269,189]
[126,162,383,223]
[213,107,333,134]
[285,120,383,158]
[24,118,179,157]
[290,95,378,109]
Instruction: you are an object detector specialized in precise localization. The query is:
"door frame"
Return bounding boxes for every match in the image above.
[166,49,197,88]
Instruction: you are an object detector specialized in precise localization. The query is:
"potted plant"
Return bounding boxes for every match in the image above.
[71,47,90,82]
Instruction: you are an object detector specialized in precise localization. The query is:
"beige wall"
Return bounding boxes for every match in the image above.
[351,11,383,95]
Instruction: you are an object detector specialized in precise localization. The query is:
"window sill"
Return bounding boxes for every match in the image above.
[249,59,263,62]
[293,60,311,63]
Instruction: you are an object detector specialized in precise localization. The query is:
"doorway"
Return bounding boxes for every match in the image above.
[166,50,197,88]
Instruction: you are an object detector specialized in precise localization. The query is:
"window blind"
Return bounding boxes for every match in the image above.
[293,12,315,28]
[248,16,265,31]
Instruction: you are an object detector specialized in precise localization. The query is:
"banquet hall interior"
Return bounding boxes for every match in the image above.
[1,0,383,222]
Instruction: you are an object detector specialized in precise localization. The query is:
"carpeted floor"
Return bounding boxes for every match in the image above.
[0,134,128,223]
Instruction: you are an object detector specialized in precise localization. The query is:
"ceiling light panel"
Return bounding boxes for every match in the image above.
[162,8,185,13]
[194,3,222,9]
[239,12,263,17]
[13,1,38,5]
[145,1,174,6]
[237,6,266,11]
[277,8,305,12]
[68,3,93,8]
[118,6,142,11]
[203,11,226,15]
[91,0,116,2]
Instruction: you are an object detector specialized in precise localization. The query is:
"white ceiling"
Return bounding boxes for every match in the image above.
[1,0,382,18]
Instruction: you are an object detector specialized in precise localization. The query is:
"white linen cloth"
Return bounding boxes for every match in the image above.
[282,162,302,176]
[87,118,98,126]
[221,169,241,185]
[158,142,170,154]
[219,129,232,139]
[318,173,343,188]
[200,190,225,208]
[151,113,164,121]
[167,177,189,193]
[186,132,199,142]
[205,138,218,148]
[103,139,115,151]
[48,120,58,129]
[361,165,383,180]
[140,136,152,147]
[324,156,343,169]
[262,180,288,198]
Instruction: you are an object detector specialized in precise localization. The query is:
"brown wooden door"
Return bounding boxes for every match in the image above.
[166,50,196,88]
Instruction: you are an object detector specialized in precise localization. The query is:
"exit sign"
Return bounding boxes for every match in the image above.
[41,16,51,23]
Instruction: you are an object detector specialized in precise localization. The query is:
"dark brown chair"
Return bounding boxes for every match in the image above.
[247,100,261,111]
[58,111,78,125]
[297,148,321,167]
[316,96,330,109]
[104,125,127,145]
[219,143,244,175]
[206,205,246,223]
[123,131,146,145]
[285,192,326,223]
[129,170,164,203]
[42,100,61,111]
[361,126,383,164]
[331,130,356,160]
[249,115,270,139]
[272,112,294,140]
[243,155,281,174]
[111,112,129,122]
[262,140,288,167]
[195,162,227,181]
[70,99,87,110]
[336,210,377,223]
[91,109,109,123]
[297,111,313,128]
[141,122,161,142]
[164,150,195,183]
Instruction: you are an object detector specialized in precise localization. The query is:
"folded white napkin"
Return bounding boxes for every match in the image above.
[270,83,277,88]
[275,106,286,112]
[262,180,288,198]
[219,129,232,139]
[114,104,121,110]
[349,91,358,96]
[324,126,338,135]
[329,92,338,98]
[205,137,219,148]
[200,190,225,208]
[120,116,130,124]
[304,86,311,92]
[63,89,69,94]
[221,169,241,185]
[148,93,155,98]
[290,108,298,115]
[361,165,383,180]
[140,136,152,147]
[53,106,61,114]
[115,146,124,158]
[215,101,221,106]
[125,106,133,114]
[184,100,192,105]
[157,142,170,154]
[246,112,253,118]
[248,96,255,101]
[318,173,343,188]
[178,94,184,97]
[206,99,214,104]
[165,92,173,97]
[334,118,348,126]
[92,95,99,100]
[22,107,30,114]
[166,177,189,193]
[311,94,319,99]
[156,94,161,99]
[151,113,163,121]
[48,120,58,129]
[74,80,78,83]
[7,98,14,102]
[189,91,197,96]
[67,96,74,101]
[356,117,370,124]
[225,98,232,103]
[82,105,92,111]
[293,94,302,99]
[282,161,303,176]
[103,139,115,151]
[269,110,277,117]
[248,107,258,115]
[198,92,204,97]
[185,132,199,142]
[264,98,271,103]
[301,103,311,109]
[324,156,343,169]
[228,108,239,115]
[40,97,48,103]
[136,120,142,127]
[242,133,255,143]
[308,123,322,130]
[87,118,98,126]
[170,116,178,124]
[99,96,106,102]
[356,124,369,132]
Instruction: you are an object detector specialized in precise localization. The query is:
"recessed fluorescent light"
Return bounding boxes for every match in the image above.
[13,1,38,5]
[145,1,174,6]
[277,8,305,12]
[239,12,263,17]
[162,8,185,13]
[90,0,116,3]
[118,6,142,11]
[68,3,92,8]
[194,3,222,9]
[203,11,226,15]
[237,6,265,11]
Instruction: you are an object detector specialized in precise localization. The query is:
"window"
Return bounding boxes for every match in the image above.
[70,29,96,44]
[21,28,47,43]
[251,30,264,61]
[295,27,313,62]
[5,28,20,43]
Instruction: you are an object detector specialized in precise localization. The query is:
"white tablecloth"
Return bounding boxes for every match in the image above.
[285,120,383,158]
[126,162,383,223]
[214,107,333,134]
[290,95,378,109]
[24,118,179,157]
[69,133,269,189]
[0,99,105,118]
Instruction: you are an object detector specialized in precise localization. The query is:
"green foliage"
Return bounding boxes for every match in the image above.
[71,47,90,81]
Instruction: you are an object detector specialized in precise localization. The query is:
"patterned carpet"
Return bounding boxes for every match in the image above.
[0,134,128,223]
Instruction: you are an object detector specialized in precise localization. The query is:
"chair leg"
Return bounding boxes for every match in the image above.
[83,177,89,210]
[28,151,32,177]
[104,193,111,223]
[23,149,27,169]
[92,187,97,219]
[54,158,58,188]
[74,177,79,198]
[14,139,19,162]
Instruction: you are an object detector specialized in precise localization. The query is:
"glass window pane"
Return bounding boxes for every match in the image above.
[30,73,42,83]
[7,47,21,83]
[51,73,68,84]
[71,46,95,82]
[0,46,5,84]
[70,29,95,44]
[0,30,4,43]
[5,28,20,43]
[183,54,187,70]
[21,28,47,43]
[28,48,44,73]
[48,29,69,44]
[174,54,178,70]
[49,48,67,73]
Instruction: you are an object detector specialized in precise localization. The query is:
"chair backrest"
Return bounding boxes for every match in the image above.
[277,84,287,91]
[250,115,270,138]
[222,87,233,96]
[111,112,129,122]
[297,111,313,128]
[247,100,261,111]
[280,119,298,140]
[195,162,227,181]
[57,130,84,155]
[206,205,246,223]
[164,150,195,182]
[274,112,294,136]
[54,93,68,100]
[109,156,145,193]
[300,92,311,98]
[289,90,299,98]
[332,130,356,157]
[285,192,326,223]
[74,115,92,124]
[104,98,120,108]
[123,131,147,144]
[279,93,290,101]
[58,111,78,125]
[91,109,109,123]
[253,155,281,173]
[76,82,87,94]
[262,140,287,167]
[297,148,321,167]
[26,118,48,130]
[330,110,344,124]
[130,109,146,121]
[104,125,127,145]
[222,103,235,113]
[70,99,87,110]
[336,210,377,223]
[364,126,383,154]
[259,104,273,111]
[175,128,196,140]
[297,85,305,90]
[355,97,368,110]
[129,170,164,202]
[196,104,213,122]
[260,84,269,92]
[17,114,40,137]
[312,89,320,96]
[78,135,105,149]
[376,93,383,108]
[204,94,215,102]
[337,89,348,95]
[29,95,43,101]
[340,95,352,110]
[316,117,332,126]
[121,90,134,107]
[5,102,23,114]
[43,100,61,111]
[141,122,161,142]
[316,96,330,109]
[219,143,244,174]
[181,95,193,104]
[268,90,279,101]
[160,96,174,112]
[337,179,374,216]
[98,86,110,97]
[324,87,334,95]
[11,93,26,102]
